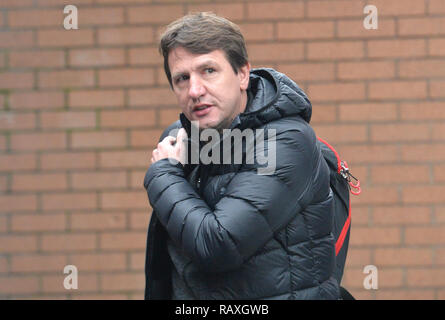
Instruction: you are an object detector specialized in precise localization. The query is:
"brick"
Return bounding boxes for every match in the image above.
[101,272,145,291]
[0,194,38,213]
[69,48,125,67]
[436,248,445,265]
[339,103,397,122]
[338,19,396,38]
[11,213,66,232]
[376,290,435,300]
[38,30,94,48]
[8,9,60,28]
[97,27,154,45]
[69,90,125,108]
[370,0,425,15]
[312,124,367,143]
[129,211,150,231]
[0,235,37,253]
[350,227,401,246]
[11,132,66,151]
[432,123,445,141]
[407,268,445,287]
[188,3,244,21]
[42,274,98,293]
[310,104,336,123]
[353,186,400,205]
[429,38,445,56]
[247,1,304,20]
[338,61,395,80]
[0,276,39,294]
[129,47,163,66]
[130,251,145,270]
[248,42,304,62]
[430,0,445,14]
[368,81,427,100]
[42,193,97,211]
[69,253,126,271]
[373,206,431,225]
[278,21,334,40]
[71,171,127,190]
[277,62,335,81]
[434,164,445,182]
[0,31,33,49]
[101,191,148,209]
[100,232,146,250]
[41,233,97,252]
[370,123,430,142]
[307,0,365,18]
[401,143,445,162]
[12,173,67,192]
[238,23,274,41]
[1,0,33,7]
[10,50,65,68]
[336,144,399,164]
[0,112,35,130]
[0,154,36,171]
[40,152,96,170]
[37,0,93,5]
[307,41,364,60]
[403,186,445,204]
[10,255,66,274]
[70,212,127,230]
[129,88,177,107]
[406,227,445,245]
[368,39,426,58]
[371,164,430,184]
[101,109,156,128]
[128,4,183,23]
[375,248,432,267]
[159,108,181,126]
[399,17,445,36]
[71,131,127,149]
[0,255,8,272]
[130,129,164,147]
[130,170,148,189]
[399,59,445,78]
[40,111,96,129]
[98,68,155,87]
[0,72,33,89]
[39,70,95,89]
[400,102,445,120]
[307,83,365,102]
[430,81,445,98]
[10,92,64,110]
[76,7,124,25]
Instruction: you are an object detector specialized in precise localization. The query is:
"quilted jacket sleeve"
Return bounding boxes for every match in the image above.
[144,122,321,273]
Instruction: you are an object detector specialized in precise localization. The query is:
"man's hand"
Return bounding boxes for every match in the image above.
[151,128,188,165]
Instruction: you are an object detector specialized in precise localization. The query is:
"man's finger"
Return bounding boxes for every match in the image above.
[176,128,188,143]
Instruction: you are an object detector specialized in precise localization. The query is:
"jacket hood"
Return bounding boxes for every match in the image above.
[180,68,312,135]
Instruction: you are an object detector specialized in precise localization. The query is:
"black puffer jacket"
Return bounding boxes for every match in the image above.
[143,68,339,300]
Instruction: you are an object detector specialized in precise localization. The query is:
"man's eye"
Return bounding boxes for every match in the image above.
[175,75,189,84]
[205,68,215,74]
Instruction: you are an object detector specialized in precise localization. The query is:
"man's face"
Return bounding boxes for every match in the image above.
[168,47,250,130]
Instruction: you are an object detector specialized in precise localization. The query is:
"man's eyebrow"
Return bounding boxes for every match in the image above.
[171,60,219,79]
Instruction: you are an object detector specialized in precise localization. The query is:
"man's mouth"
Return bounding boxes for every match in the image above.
[192,104,212,117]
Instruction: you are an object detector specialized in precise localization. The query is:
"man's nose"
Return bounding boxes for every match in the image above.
[188,75,206,99]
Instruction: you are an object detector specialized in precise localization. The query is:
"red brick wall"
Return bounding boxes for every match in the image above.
[0,0,444,299]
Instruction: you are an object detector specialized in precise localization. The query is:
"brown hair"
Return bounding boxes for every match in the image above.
[159,12,249,87]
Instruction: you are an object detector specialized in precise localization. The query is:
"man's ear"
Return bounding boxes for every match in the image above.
[238,62,251,91]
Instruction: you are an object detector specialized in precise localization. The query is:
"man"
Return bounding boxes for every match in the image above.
[143,12,339,300]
